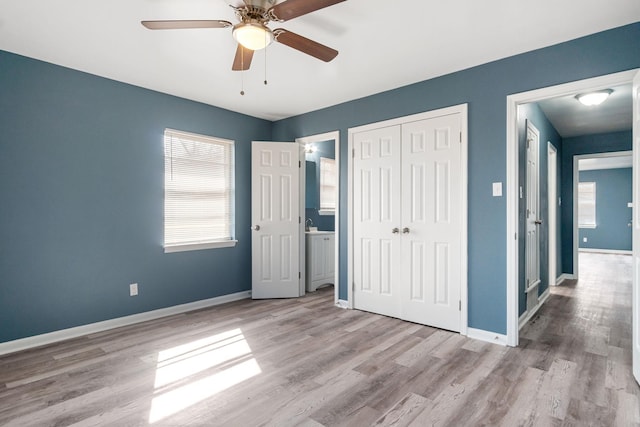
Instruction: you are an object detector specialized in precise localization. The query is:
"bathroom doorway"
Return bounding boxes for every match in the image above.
[297,131,340,305]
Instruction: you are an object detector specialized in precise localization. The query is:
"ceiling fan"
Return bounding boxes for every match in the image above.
[142,0,345,71]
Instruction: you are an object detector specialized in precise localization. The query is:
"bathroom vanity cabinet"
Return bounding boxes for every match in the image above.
[305,231,335,292]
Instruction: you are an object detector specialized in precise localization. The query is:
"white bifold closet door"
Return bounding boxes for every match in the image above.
[353,113,462,332]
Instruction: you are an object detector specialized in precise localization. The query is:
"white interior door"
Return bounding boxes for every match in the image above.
[400,115,462,331]
[632,70,640,384]
[251,141,301,299]
[353,125,402,318]
[548,144,558,287]
[525,122,541,306]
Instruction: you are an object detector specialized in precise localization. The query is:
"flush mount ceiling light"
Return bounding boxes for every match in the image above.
[575,89,613,106]
[232,21,274,51]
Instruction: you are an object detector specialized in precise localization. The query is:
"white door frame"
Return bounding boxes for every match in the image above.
[506,69,639,347]
[348,104,468,335]
[296,131,341,305]
[573,151,632,271]
[548,143,558,287]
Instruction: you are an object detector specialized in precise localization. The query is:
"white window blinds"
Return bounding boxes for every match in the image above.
[320,157,337,211]
[578,181,596,228]
[164,129,235,251]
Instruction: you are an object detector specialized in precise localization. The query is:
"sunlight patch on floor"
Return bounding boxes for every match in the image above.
[148,328,261,423]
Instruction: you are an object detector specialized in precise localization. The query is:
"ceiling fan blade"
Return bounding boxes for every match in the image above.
[141,20,232,30]
[273,29,338,62]
[232,44,254,71]
[269,0,345,22]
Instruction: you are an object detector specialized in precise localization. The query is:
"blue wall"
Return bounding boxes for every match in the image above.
[517,104,563,316]
[305,140,336,231]
[579,168,632,251]
[1,23,639,343]
[561,131,632,274]
[272,23,640,334]
[0,51,271,343]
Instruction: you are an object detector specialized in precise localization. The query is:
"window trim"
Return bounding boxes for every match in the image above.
[163,128,236,253]
[319,156,337,214]
[578,181,596,229]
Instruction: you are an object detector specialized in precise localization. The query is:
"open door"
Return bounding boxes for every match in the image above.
[251,141,301,299]
[633,70,640,384]
[525,122,541,312]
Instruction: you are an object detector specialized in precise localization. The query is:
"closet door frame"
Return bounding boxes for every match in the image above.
[347,104,468,336]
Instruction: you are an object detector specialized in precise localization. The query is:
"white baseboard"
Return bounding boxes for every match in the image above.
[556,273,573,285]
[579,248,632,255]
[466,327,507,346]
[0,290,251,356]
[518,287,550,330]
[335,299,349,309]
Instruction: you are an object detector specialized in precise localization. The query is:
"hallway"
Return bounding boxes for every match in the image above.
[518,252,638,424]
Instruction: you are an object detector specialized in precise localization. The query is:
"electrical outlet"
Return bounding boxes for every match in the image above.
[583,237,587,243]
[130,283,138,296]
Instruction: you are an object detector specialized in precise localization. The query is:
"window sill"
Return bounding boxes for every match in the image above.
[164,240,238,253]
[318,209,335,216]
[578,225,596,229]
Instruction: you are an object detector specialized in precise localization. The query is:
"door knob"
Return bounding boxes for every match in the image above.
[251,225,261,231]
[402,227,410,234]
[392,227,400,234]
[534,220,543,225]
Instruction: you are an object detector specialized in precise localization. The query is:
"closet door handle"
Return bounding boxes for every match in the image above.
[251,225,261,231]
[402,227,410,234]
[392,227,400,234]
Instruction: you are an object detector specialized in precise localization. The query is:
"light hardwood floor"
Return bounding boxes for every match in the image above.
[1,252,638,426]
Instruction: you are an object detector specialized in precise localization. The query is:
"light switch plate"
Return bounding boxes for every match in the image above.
[628,202,633,208]
[493,182,503,197]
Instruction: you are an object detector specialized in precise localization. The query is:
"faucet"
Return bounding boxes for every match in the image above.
[305,218,313,231]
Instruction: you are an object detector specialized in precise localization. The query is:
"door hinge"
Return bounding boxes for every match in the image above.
[459,300,461,311]
[299,160,301,168]
[459,132,462,143]
[299,216,301,224]
[352,148,355,158]
[299,272,301,279]
[515,232,518,240]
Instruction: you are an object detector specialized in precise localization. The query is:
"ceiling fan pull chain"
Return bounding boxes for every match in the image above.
[264,39,268,86]
[240,46,245,96]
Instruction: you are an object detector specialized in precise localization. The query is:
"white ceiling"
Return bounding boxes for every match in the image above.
[1,0,639,121]
[537,84,632,138]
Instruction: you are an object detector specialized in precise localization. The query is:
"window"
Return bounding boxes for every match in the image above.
[164,129,236,252]
[319,157,336,214]
[578,181,596,228]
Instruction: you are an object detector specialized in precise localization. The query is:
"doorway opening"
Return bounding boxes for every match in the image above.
[573,151,633,275]
[297,131,340,306]
[506,69,638,347]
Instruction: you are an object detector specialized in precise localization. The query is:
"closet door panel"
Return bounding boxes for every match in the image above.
[353,125,402,318]
[401,114,462,332]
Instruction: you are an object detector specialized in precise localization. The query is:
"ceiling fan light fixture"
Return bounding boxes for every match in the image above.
[575,89,613,106]
[233,21,273,51]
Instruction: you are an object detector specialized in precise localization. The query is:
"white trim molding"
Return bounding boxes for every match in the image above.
[557,273,574,285]
[506,69,640,347]
[466,328,508,346]
[579,248,632,255]
[518,288,551,330]
[335,299,349,309]
[0,291,251,356]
